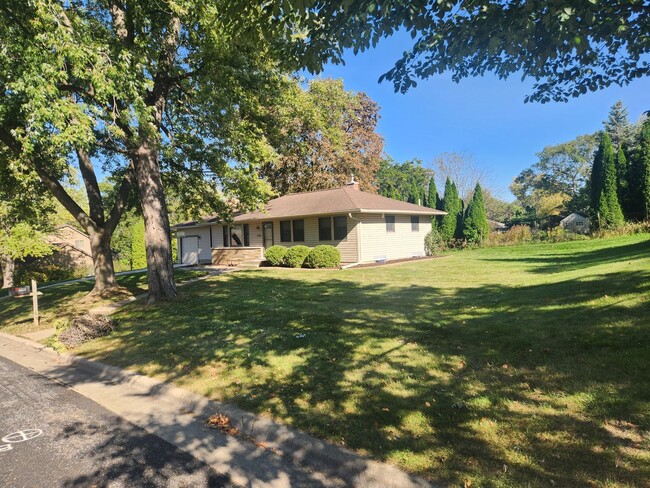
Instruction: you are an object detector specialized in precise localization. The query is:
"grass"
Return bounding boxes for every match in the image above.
[40,236,650,486]
[0,269,208,335]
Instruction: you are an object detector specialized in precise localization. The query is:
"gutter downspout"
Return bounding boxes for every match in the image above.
[347,212,363,267]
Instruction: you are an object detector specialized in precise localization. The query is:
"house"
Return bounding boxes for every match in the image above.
[173,179,446,266]
[46,225,94,270]
[559,213,590,234]
[488,219,507,232]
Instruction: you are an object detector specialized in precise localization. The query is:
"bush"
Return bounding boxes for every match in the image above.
[283,245,311,268]
[486,225,534,246]
[265,245,288,266]
[304,245,341,268]
[592,221,650,238]
[424,229,446,255]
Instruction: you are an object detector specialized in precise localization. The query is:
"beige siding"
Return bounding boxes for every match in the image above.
[358,213,431,262]
[261,215,359,263]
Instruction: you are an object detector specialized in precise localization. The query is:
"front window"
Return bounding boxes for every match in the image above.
[333,216,347,240]
[292,219,305,242]
[385,215,395,232]
[280,220,292,242]
[319,217,332,241]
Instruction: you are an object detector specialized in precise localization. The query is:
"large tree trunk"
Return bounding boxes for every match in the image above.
[135,141,177,303]
[1,254,14,289]
[88,228,118,294]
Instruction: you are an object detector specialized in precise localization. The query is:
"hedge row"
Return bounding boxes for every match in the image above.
[265,245,341,268]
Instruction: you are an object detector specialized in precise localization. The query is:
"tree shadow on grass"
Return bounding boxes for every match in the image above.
[480,237,650,275]
[80,268,650,487]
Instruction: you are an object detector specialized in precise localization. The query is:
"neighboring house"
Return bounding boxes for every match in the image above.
[488,220,507,232]
[559,213,590,234]
[173,179,446,266]
[47,225,94,270]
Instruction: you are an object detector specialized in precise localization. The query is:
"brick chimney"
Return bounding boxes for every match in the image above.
[346,174,360,191]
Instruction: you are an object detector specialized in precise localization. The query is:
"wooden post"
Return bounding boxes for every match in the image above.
[31,279,39,327]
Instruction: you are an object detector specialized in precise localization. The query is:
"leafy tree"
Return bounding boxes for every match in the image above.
[483,190,520,224]
[604,101,634,150]
[246,2,650,102]
[0,151,54,288]
[440,178,462,243]
[350,2,650,102]
[463,183,489,244]
[0,1,293,302]
[592,133,624,229]
[262,78,383,194]
[376,158,431,202]
[513,134,597,214]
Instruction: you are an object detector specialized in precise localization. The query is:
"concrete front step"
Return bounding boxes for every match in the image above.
[235,259,265,270]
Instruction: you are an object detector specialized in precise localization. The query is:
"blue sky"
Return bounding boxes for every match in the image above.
[316,34,650,201]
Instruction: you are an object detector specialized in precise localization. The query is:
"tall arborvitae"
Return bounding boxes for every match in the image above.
[454,183,464,239]
[427,177,438,209]
[440,177,461,242]
[629,118,650,220]
[594,133,625,229]
[616,146,630,217]
[590,133,605,218]
[427,177,439,228]
[463,183,489,243]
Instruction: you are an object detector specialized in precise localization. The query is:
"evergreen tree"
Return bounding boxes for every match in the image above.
[628,118,650,220]
[455,184,465,239]
[604,101,633,150]
[463,183,490,243]
[427,177,439,228]
[615,146,630,217]
[427,177,438,209]
[440,178,459,242]
[590,133,605,218]
[594,133,625,229]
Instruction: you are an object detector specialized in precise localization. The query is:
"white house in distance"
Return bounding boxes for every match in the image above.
[560,212,590,234]
[173,179,446,266]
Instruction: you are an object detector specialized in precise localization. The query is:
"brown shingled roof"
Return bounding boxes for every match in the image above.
[232,186,446,222]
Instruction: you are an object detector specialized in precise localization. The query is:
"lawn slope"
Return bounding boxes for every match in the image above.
[76,235,650,487]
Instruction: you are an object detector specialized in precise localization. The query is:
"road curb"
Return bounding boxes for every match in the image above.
[0,331,436,488]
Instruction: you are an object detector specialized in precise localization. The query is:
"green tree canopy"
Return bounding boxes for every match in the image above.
[376,158,431,202]
[261,78,384,195]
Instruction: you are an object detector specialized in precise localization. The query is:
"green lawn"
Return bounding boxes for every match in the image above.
[72,236,650,486]
[0,269,208,335]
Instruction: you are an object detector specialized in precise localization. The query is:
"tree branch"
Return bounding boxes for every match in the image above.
[76,148,105,226]
[105,161,135,236]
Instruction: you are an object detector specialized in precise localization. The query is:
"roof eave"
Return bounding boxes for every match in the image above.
[356,208,447,216]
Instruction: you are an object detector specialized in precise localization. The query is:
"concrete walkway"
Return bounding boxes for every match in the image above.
[0,332,435,488]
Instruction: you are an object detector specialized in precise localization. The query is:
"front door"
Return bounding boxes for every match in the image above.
[262,222,274,249]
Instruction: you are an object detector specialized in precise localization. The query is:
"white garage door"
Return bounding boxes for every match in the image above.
[181,237,199,265]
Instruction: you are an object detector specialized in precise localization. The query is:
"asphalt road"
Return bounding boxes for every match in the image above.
[0,356,233,487]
